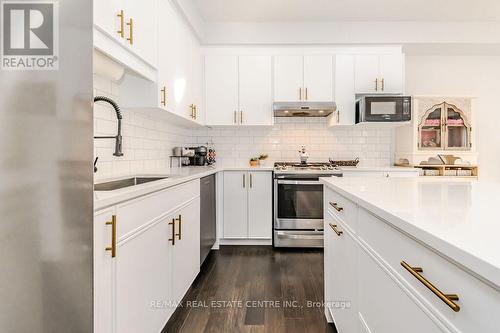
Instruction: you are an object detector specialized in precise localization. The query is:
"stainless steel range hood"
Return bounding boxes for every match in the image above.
[273,102,337,117]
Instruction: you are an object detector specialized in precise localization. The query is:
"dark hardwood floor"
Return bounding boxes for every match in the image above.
[162,246,337,333]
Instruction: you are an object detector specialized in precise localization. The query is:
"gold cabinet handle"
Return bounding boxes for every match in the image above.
[117,10,125,38]
[381,78,385,91]
[329,201,344,212]
[299,87,302,100]
[234,111,237,124]
[169,219,176,245]
[160,86,166,107]
[305,87,308,100]
[105,215,117,258]
[175,215,182,240]
[194,105,197,119]
[375,78,378,91]
[240,110,243,124]
[401,261,460,312]
[249,173,253,188]
[126,18,133,45]
[243,173,246,188]
[329,223,343,236]
[190,104,195,119]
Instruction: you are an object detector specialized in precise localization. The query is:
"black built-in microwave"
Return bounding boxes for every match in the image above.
[355,96,411,123]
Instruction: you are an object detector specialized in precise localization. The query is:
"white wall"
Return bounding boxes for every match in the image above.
[405,55,500,181]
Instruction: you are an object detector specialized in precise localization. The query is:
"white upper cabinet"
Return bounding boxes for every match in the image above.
[94,0,158,72]
[329,55,356,126]
[378,54,404,94]
[205,55,239,126]
[123,0,158,67]
[205,55,273,126]
[355,54,404,94]
[274,55,303,102]
[238,56,273,126]
[274,55,334,102]
[303,55,334,102]
[355,55,380,94]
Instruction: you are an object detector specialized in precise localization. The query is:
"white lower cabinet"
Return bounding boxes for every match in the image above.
[171,198,201,303]
[324,185,500,333]
[94,180,200,333]
[357,248,441,333]
[324,211,358,333]
[115,215,173,333]
[223,171,272,239]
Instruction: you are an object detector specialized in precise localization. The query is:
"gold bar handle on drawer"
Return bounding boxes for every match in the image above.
[126,18,133,45]
[105,215,117,258]
[190,104,195,118]
[175,215,182,240]
[169,219,175,245]
[375,78,378,91]
[381,78,385,91]
[329,201,344,212]
[234,111,237,124]
[117,10,124,38]
[305,87,308,100]
[194,105,197,119]
[400,261,460,312]
[329,223,343,236]
[249,173,253,188]
[299,87,302,100]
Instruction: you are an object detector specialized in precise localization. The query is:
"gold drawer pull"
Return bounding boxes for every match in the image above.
[160,86,166,106]
[401,261,460,312]
[105,215,117,258]
[329,223,343,236]
[381,78,385,91]
[175,215,182,240]
[375,78,378,91]
[329,201,344,212]
[169,219,175,245]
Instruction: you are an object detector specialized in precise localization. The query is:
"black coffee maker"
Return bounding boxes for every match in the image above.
[189,146,208,166]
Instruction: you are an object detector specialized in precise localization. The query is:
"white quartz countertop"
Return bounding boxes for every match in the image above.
[94,165,273,211]
[320,176,500,289]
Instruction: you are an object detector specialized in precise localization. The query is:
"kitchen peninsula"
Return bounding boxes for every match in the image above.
[321,176,500,333]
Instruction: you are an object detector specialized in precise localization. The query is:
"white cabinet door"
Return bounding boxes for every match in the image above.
[331,55,355,125]
[247,172,272,239]
[379,54,403,94]
[223,171,248,238]
[171,198,201,303]
[115,218,172,333]
[355,55,379,93]
[205,55,239,126]
[94,0,122,41]
[303,55,333,102]
[274,55,303,102]
[94,209,115,333]
[123,0,158,66]
[239,56,273,126]
[358,247,442,333]
[157,0,177,111]
[327,217,358,333]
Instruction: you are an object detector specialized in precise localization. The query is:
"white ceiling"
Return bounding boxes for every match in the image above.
[191,0,500,22]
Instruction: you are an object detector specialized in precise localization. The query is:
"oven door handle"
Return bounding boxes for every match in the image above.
[276,231,324,240]
[276,180,320,185]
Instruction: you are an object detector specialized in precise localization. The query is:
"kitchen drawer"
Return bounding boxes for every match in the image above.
[357,207,500,333]
[116,180,200,239]
[325,187,358,232]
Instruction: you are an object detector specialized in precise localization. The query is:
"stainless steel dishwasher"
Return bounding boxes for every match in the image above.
[200,174,216,265]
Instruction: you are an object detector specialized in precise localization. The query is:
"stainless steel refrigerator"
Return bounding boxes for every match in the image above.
[0,0,93,331]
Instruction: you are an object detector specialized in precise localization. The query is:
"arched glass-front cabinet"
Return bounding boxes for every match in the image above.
[418,102,471,150]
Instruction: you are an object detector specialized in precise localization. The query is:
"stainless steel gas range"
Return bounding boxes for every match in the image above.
[273,162,343,248]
